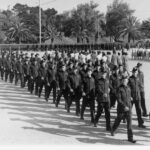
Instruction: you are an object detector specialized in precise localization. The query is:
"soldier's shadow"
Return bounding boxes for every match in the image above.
[0,80,145,145]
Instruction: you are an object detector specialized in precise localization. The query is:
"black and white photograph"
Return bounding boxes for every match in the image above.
[0,0,150,147]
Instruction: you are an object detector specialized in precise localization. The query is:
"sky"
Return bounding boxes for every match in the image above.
[0,0,150,21]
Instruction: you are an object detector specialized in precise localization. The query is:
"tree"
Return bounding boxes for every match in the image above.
[6,17,35,43]
[70,1,104,43]
[121,16,141,43]
[141,19,150,38]
[106,0,135,42]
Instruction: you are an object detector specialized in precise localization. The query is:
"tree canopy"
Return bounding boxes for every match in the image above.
[0,0,150,44]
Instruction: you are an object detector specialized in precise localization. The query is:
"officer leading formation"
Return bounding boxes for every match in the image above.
[0,48,149,144]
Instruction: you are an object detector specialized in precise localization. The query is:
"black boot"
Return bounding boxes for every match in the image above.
[128,139,136,143]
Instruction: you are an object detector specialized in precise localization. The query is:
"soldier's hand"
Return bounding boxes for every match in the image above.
[82,92,86,96]
[70,89,73,93]
[124,106,129,112]
[103,93,107,98]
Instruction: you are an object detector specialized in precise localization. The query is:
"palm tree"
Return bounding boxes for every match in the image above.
[6,18,34,43]
[121,16,141,43]
[141,19,150,38]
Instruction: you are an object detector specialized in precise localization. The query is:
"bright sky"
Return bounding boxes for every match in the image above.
[0,0,150,21]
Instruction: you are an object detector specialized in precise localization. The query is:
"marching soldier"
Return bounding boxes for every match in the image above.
[4,55,11,82]
[136,63,148,117]
[67,66,83,115]
[109,65,120,108]
[0,53,4,80]
[22,57,29,88]
[80,67,95,124]
[9,56,15,83]
[34,60,40,95]
[128,67,145,128]
[38,60,46,98]
[111,75,136,143]
[29,58,36,94]
[94,68,111,131]
[55,64,69,111]
[14,57,21,85]
[45,62,57,103]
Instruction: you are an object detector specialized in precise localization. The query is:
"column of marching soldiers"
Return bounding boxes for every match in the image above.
[0,48,149,144]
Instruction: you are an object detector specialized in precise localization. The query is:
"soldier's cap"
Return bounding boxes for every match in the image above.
[122,75,128,80]
[136,62,142,68]
[87,67,93,72]
[101,68,107,74]
[132,67,138,73]
[112,65,118,71]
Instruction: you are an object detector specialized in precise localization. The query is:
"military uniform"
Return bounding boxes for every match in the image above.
[45,62,57,103]
[95,70,111,130]
[67,68,83,115]
[55,66,69,110]
[29,59,36,94]
[80,69,95,123]
[38,61,46,98]
[137,63,148,116]
[109,66,121,108]
[128,69,145,127]
[111,79,135,143]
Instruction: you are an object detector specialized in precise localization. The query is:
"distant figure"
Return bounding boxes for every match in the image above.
[111,50,118,67]
[122,51,129,74]
[117,52,122,66]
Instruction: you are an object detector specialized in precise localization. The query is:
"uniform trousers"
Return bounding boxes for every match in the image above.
[112,110,133,141]
[81,96,95,122]
[95,101,111,130]
[45,80,57,102]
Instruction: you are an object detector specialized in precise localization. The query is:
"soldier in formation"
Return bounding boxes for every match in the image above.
[0,48,148,144]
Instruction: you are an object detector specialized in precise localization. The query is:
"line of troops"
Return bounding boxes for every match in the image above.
[132,48,150,60]
[0,49,149,144]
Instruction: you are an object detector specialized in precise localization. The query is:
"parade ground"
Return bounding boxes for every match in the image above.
[0,60,149,146]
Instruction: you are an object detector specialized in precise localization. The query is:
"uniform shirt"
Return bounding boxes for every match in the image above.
[117,84,132,112]
[83,76,95,98]
[38,66,46,78]
[57,70,68,90]
[46,68,57,85]
[68,72,82,90]
[96,77,110,103]
[109,74,121,95]
[128,75,141,101]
